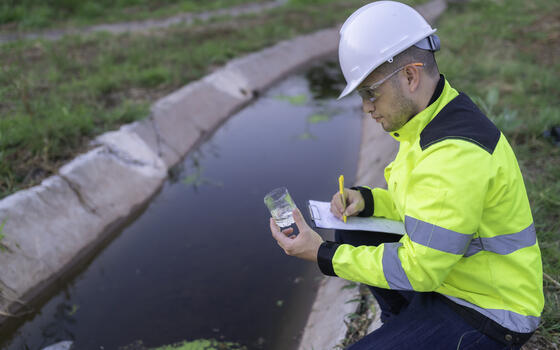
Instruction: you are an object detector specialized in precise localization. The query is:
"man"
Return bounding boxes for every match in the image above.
[270,1,544,349]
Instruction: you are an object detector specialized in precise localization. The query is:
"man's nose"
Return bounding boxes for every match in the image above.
[362,99,376,115]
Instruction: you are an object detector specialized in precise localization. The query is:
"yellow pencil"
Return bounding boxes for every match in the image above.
[338,175,347,223]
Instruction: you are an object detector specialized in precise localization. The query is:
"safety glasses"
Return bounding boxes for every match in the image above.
[357,62,424,102]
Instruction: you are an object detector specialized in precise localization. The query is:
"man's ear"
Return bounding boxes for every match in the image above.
[404,65,421,93]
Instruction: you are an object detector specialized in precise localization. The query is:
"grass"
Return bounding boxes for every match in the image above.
[0,0,270,31]
[336,284,376,349]
[0,0,427,198]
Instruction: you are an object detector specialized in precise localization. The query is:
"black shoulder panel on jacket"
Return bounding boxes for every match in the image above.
[420,93,500,154]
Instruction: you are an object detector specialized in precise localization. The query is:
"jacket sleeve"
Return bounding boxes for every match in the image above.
[351,186,401,221]
[318,141,489,291]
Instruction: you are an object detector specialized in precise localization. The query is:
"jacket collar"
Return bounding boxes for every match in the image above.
[390,75,457,143]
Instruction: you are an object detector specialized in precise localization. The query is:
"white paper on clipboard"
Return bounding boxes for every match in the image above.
[307,200,406,235]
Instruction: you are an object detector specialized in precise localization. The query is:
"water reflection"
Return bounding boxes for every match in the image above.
[305,60,346,100]
[181,151,224,190]
[276,61,350,142]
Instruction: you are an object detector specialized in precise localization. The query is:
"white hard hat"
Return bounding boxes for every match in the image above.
[338,1,438,99]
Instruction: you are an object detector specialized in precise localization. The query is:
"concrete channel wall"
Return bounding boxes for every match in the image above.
[0,1,446,348]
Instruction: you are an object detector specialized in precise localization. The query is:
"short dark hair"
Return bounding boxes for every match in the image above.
[375,45,439,78]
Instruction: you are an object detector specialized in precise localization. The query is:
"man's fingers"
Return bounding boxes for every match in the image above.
[345,201,360,216]
[330,203,339,217]
[272,220,296,253]
[270,217,280,232]
[271,218,290,245]
[330,193,344,218]
[337,192,346,208]
[282,227,294,236]
[332,192,343,208]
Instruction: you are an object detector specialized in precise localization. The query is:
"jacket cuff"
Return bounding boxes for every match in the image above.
[351,186,374,217]
[317,241,340,276]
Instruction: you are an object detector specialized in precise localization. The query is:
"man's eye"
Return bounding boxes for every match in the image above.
[358,89,377,102]
[359,89,374,99]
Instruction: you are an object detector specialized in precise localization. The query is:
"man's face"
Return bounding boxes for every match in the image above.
[358,71,417,132]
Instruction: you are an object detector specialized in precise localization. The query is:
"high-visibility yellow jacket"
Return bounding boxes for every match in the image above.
[318,77,544,333]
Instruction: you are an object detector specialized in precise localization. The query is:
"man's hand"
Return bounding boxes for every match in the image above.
[330,188,365,220]
[270,208,324,262]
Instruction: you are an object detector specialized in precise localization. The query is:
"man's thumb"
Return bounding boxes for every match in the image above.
[345,202,359,216]
[293,208,309,229]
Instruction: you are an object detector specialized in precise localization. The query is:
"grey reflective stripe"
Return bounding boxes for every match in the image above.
[443,295,540,333]
[382,242,413,290]
[405,216,473,255]
[464,223,537,257]
[464,238,483,257]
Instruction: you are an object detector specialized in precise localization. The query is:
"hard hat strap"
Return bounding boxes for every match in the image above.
[414,34,441,52]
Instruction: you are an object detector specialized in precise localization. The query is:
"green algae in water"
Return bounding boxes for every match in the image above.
[308,113,331,124]
[181,155,223,189]
[152,339,247,350]
[67,304,79,316]
[297,131,316,140]
[121,339,247,350]
[274,94,308,106]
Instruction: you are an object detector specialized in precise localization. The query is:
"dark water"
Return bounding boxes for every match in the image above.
[0,60,363,350]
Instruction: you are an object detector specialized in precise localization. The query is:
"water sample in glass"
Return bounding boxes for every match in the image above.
[264,187,297,228]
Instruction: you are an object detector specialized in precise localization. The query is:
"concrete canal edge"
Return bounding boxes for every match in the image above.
[0,0,447,346]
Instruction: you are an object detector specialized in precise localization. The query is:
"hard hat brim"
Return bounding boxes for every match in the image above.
[337,83,356,100]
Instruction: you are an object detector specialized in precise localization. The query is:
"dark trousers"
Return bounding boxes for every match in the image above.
[335,230,521,350]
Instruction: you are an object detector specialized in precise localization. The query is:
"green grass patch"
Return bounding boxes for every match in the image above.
[274,93,308,106]
[437,0,560,346]
[0,0,271,31]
